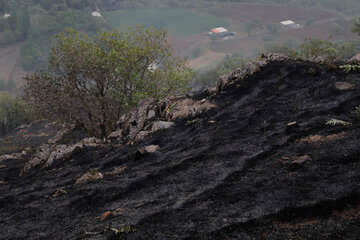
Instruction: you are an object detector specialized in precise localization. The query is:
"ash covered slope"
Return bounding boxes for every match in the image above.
[1,58,360,240]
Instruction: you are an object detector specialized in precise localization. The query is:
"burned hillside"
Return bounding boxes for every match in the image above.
[1,56,360,239]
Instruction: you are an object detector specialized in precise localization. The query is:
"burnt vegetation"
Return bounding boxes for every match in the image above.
[1,1,360,239]
[1,57,360,239]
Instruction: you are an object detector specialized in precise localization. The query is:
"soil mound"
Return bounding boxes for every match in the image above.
[1,58,360,239]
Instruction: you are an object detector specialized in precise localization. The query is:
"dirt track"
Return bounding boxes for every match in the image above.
[1,59,360,239]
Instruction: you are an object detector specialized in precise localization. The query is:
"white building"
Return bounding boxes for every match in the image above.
[91,11,102,17]
[280,20,301,29]
[208,27,228,35]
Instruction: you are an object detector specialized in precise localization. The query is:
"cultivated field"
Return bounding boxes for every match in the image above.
[103,9,229,37]
[0,3,358,84]
[103,3,359,71]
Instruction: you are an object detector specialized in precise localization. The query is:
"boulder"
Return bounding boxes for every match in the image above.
[147,110,156,119]
[334,82,355,91]
[43,144,82,168]
[137,145,160,155]
[134,131,150,142]
[169,98,215,119]
[292,155,312,165]
[118,98,158,141]
[152,121,174,131]
[116,96,216,141]
[21,144,53,175]
[108,130,123,141]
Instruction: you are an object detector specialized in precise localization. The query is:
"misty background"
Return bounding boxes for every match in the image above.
[0,0,359,93]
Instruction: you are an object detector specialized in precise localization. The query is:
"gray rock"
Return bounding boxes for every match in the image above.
[151,121,175,132]
[334,82,355,91]
[0,152,25,162]
[134,131,150,142]
[21,144,53,175]
[21,137,102,175]
[292,155,312,165]
[118,98,157,140]
[147,110,156,119]
[108,130,123,140]
[136,145,160,157]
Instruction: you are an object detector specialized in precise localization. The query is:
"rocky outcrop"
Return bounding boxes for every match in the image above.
[0,151,27,162]
[113,96,215,142]
[21,137,102,175]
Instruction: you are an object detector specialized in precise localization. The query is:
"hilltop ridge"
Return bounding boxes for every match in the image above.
[1,55,360,239]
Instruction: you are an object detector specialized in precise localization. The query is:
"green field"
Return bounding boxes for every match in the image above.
[103,9,229,37]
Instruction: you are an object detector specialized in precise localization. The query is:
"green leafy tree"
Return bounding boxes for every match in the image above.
[266,23,280,34]
[0,92,33,135]
[21,40,42,70]
[244,19,260,36]
[306,17,315,26]
[291,38,355,61]
[23,27,194,137]
[2,29,15,44]
[0,80,6,91]
[352,17,360,36]
[6,79,16,91]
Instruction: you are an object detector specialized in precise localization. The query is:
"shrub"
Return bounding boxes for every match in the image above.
[351,17,360,36]
[306,17,315,26]
[266,23,280,34]
[23,27,194,137]
[0,92,33,135]
[262,35,275,42]
[291,38,356,61]
[353,106,360,120]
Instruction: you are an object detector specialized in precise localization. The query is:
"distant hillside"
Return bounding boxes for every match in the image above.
[0,0,359,91]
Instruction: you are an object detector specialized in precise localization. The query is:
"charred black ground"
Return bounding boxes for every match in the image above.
[1,59,360,240]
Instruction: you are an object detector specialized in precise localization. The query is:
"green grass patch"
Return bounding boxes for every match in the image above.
[103,9,229,37]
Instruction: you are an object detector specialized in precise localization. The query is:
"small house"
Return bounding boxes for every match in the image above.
[208,27,237,40]
[280,20,301,29]
[91,11,102,17]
